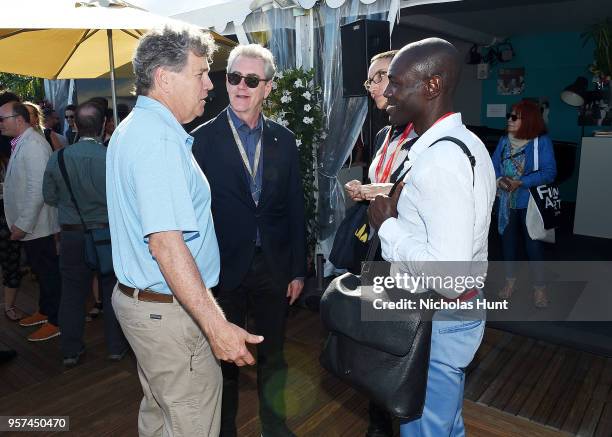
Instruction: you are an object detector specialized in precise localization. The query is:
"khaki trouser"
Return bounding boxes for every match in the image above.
[112,284,222,437]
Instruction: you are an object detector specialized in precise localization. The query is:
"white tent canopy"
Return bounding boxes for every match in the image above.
[132,0,460,35]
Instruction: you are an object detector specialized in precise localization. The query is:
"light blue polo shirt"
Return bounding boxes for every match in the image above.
[106,95,219,294]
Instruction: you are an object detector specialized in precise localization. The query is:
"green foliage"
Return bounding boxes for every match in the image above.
[582,18,612,83]
[264,68,324,261]
[0,73,44,101]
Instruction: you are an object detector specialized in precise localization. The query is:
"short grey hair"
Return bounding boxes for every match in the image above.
[226,44,276,80]
[133,24,217,96]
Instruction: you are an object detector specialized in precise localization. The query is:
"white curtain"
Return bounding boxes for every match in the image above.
[43,79,76,134]
[242,7,296,70]
[313,0,391,273]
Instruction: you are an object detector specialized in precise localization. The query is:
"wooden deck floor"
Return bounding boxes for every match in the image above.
[1,275,610,436]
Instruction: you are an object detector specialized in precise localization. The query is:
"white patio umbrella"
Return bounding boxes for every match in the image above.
[0,0,235,125]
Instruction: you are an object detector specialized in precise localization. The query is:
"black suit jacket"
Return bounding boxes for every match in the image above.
[192,108,306,291]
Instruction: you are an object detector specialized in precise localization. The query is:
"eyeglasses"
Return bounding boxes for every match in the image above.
[65,115,75,119]
[506,113,521,121]
[363,70,388,91]
[0,114,18,122]
[227,72,268,89]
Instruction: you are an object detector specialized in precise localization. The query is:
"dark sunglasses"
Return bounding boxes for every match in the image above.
[227,72,268,88]
[65,115,75,119]
[0,114,18,122]
[506,113,520,121]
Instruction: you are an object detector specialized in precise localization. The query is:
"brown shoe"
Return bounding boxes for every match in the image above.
[18,311,47,327]
[498,278,516,299]
[534,286,549,308]
[28,323,61,342]
[4,306,25,322]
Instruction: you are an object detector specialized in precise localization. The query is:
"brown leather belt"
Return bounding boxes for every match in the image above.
[118,283,174,303]
[61,223,109,231]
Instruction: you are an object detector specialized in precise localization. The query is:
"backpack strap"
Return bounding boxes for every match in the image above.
[366,136,477,261]
[58,148,88,230]
[429,136,476,186]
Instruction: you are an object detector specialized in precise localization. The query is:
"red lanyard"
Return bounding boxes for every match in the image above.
[432,112,454,126]
[374,123,414,183]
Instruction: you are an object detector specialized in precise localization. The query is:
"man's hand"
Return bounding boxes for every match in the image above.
[149,230,263,367]
[208,320,264,366]
[360,183,393,201]
[286,278,304,305]
[367,181,405,230]
[9,225,26,241]
[344,180,364,201]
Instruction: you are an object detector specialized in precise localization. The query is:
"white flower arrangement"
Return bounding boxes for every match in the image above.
[263,68,323,260]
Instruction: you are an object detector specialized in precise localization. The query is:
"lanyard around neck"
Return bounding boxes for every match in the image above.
[227,111,262,184]
[374,123,414,183]
[432,112,454,127]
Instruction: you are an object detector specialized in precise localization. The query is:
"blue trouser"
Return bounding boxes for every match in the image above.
[58,230,127,357]
[22,235,61,326]
[500,208,545,285]
[400,305,485,437]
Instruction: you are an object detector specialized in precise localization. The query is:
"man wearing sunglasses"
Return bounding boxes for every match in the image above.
[64,104,77,145]
[192,44,306,437]
[0,99,62,342]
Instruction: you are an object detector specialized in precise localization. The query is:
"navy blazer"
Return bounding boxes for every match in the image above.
[192,108,306,291]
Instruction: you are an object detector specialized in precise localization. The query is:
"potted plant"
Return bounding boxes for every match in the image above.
[582,18,612,88]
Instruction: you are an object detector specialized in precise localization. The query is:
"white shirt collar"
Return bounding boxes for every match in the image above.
[407,113,463,162]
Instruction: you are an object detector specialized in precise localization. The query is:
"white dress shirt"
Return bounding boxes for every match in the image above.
[378,113,496,298]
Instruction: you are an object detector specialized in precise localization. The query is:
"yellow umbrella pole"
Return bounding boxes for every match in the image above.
[106,29,119,128]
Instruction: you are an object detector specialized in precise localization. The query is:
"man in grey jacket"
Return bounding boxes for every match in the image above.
[0,100,61,341]
[43,100,127,367]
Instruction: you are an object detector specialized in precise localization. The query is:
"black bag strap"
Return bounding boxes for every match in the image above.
[43,128,54,151]
[58,148,88,231]
[365,167,411,262]
[429,136,476,185]
[365,136,477,262]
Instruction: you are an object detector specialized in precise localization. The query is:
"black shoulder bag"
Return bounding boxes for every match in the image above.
[319,136,476,420]
[58,148,114,276]
[329,129,411,274]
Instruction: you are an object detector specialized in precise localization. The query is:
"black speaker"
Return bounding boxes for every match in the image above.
[340,19,391,97]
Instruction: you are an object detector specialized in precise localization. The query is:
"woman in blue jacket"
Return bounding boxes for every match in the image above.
[492,100,557,307]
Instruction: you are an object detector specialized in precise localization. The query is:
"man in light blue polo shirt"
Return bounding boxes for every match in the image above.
[106,25,263,437]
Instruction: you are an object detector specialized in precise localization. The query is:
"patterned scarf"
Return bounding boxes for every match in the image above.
[498,134,529,234]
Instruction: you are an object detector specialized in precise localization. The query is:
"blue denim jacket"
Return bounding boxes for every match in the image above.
[492,134,557,209]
